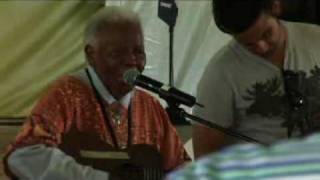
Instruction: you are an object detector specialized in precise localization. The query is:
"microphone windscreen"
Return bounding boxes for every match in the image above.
[123,69,140,86]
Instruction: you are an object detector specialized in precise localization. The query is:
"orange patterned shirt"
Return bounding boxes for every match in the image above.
[4,75,189,176]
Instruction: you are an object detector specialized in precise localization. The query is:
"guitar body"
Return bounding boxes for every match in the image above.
[59,129,165,180]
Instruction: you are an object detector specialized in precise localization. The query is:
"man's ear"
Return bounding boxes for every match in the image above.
[271,0,282,17]
[85,44,95,66]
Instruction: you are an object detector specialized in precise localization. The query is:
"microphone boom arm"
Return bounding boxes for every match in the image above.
[167,105,263,144]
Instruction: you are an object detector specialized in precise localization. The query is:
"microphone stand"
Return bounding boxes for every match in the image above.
[157,1,256,140]
[283,70,313,137]
[169,24,175,86]
[284,87,313,137]
[165,102,263,144]
[158,0,178,86]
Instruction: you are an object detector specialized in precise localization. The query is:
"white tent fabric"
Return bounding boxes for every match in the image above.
[0,1,104,117]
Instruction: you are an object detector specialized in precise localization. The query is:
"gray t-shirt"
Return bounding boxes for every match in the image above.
[194,21,320,144]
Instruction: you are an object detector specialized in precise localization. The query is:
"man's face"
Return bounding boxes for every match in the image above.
[88,22,146,97]
[235,13,285,59]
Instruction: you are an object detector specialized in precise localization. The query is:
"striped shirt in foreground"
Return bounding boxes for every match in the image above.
[167,133,320,180]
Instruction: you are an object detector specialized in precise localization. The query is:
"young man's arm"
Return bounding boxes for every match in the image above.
[192,124,230,159]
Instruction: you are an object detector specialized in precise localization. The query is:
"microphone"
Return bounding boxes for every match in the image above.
[123,69,202,107]
[158,0,178,27]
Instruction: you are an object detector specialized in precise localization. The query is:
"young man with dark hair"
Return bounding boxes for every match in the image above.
[193,0,320,158]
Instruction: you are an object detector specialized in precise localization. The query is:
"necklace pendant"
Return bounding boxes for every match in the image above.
[116,118,121,125]
[111,112,121,125]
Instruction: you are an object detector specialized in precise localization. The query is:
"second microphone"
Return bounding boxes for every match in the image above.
[123,69,198,107]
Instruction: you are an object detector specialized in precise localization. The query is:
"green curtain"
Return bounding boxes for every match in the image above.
[0,0,104,117]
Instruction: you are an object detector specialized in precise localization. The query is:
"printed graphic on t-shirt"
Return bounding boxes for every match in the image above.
[243,66,320,132]
[243,77,287,118]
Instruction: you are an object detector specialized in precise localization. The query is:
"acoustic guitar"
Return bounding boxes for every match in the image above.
[59,131,166,180]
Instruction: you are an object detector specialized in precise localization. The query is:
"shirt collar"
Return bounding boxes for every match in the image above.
[87,66,132,108]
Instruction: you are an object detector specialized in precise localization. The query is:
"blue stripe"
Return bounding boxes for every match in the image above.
[218,143,320,160]
[217,157,320,171]
[221,169,320,180]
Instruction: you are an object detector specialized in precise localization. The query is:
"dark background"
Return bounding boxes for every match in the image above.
[281,0,320,24]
